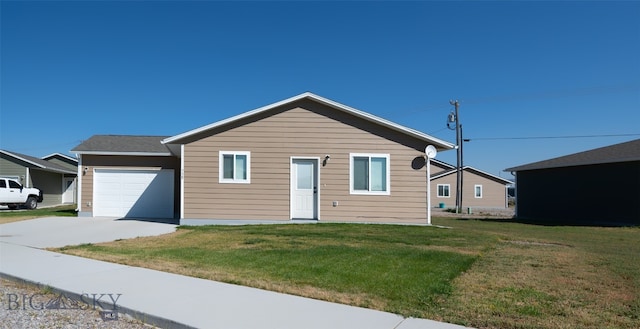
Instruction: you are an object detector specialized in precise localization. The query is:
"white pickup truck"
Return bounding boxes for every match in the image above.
[0,177,43,210]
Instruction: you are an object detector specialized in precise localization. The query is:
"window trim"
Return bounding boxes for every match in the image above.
[437,184,450,198]
[219,151,251,184]
[349,153,390,195]
[474,184,483,198]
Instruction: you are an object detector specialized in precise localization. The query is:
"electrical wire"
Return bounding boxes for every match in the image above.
[466,133,640,141]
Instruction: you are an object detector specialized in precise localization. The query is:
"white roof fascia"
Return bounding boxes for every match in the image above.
[163,92,456,150]
[42,152,78,162]
[0,150,46,169]
[430,166,512,185]
[464,166,513,185]
[72,151,172,156]
[1,150,76,174]
[430,158,455,169]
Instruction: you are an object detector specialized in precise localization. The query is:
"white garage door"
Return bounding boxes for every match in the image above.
[94,169,174,218]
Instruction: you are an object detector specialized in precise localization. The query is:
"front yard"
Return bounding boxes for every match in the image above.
[55,218,639,329]
[0,205,76,224]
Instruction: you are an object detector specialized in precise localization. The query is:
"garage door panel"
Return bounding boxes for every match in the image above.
[94,169,174,218]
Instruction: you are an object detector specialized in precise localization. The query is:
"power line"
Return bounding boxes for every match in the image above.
[466,133,640,141]
[462,83,640,105]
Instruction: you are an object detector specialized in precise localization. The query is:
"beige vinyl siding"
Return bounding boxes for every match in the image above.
[183,102,431,223]
[431,171,507,209]
[461,174,507,208]
[79,155,180,216]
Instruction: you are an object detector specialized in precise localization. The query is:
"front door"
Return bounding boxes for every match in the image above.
[62,177,76,204]
[291,158,318,219]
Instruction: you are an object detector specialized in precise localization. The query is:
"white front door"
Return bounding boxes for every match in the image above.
[291,159,318,219]
[62,177,76,203]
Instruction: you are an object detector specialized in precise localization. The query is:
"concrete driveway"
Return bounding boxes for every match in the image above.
[0,217,178,248]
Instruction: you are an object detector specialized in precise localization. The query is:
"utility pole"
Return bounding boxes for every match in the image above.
[448,100,463,213]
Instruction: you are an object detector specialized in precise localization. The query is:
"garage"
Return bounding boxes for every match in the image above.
[93,169,174,218]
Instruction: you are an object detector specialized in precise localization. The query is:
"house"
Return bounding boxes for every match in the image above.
[429,159,512,209]
[71,135,180,219]
[0,150,78,207]
[505,139,640,225]
[72,92,456,223]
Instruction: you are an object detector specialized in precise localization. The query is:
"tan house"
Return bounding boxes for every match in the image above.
[72,93,456,223]
[429,159,512,210]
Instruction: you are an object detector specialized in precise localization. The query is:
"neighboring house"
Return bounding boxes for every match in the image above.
[0,150,78,207]
[429,159,512,209]
[505,139,640,225]
[72,92,456,223]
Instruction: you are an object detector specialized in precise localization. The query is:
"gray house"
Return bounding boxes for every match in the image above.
[505,139,640,225]
[0,150,78,207]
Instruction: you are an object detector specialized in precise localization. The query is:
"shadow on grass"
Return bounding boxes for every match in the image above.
[53,208,78,216]
[452,216,640,228]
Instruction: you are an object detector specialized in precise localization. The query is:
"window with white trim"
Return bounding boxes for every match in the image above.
[219,151,250,183]
[474,185,483,198]
[437,184,450,198]
[350,153,390,195]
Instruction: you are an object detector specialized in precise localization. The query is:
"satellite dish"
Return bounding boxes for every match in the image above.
[425,145,437,159]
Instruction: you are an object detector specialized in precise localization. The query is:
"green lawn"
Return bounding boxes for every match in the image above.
[56,218,640,329]
[0,205,76,224]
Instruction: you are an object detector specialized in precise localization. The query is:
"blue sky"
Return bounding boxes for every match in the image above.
[1,1,639,178]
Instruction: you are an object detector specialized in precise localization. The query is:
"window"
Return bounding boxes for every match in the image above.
[437,184,450,198]
[474,185,483,198]
[219,151,250,183]
[350,153,390,195]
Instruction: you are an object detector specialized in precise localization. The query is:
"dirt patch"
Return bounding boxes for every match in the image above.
[507,240,570,247]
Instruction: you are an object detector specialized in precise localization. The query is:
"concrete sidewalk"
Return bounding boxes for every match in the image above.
[0,217,472,329]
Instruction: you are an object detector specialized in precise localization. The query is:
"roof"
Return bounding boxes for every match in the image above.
[162,92,456,150]
[71,135,172,156]
[42,153,78,163]
[505,138,640,172]
[430,165,513,185]
[431,158,455,170]
[0,150,77,174]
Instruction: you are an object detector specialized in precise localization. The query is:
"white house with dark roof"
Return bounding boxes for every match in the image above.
[505,139,640,225]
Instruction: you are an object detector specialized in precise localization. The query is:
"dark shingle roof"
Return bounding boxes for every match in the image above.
[71,135,172,155]
[505,139,640,172]
[0,150,77,174]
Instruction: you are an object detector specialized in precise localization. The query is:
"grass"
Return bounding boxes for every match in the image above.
[55,218,640,329]
[0,204,76,224]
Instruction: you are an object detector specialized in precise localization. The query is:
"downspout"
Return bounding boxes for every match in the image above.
[180,144,185,220]
[512,172,517,217]
[76,154,82,213]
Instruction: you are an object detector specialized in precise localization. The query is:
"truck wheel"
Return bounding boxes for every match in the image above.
[25,197,38,209]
